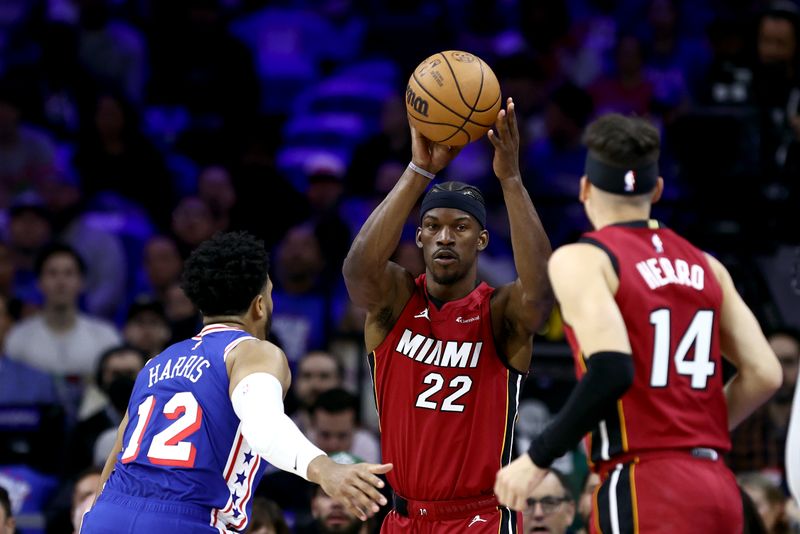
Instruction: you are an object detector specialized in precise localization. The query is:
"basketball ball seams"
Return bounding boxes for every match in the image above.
[445,56,484,144]
[411,71,470,121]
[439,52,473,110]
[410,72,495,128]
[472,60,502,112]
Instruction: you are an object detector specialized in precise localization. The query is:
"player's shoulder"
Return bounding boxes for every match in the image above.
[549,242,612,272]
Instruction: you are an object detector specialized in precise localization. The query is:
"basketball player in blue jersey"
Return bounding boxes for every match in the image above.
[81,232,392,534]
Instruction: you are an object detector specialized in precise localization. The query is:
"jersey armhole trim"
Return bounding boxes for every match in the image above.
[578,237,620,277]
[223,336,259,363]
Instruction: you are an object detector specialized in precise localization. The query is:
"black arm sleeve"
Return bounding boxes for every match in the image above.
[528,351,635,468]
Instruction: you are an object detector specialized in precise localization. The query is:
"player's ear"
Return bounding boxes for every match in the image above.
[651,177,664,203]
[416,227,423,248]
[477,229,489,251]
[252,294,265,319]
[579,175,590,203]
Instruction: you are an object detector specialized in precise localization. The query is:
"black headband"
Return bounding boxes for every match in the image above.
[420,188,486,228]
[585,153,658,195]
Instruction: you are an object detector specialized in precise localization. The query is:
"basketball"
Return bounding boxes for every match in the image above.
[405,50,502,146]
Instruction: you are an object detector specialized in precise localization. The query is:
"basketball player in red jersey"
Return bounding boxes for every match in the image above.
[495,113,783,533]
[343,98,553,533]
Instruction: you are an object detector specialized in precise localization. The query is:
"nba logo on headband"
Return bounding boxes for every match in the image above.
[624,170,636,192]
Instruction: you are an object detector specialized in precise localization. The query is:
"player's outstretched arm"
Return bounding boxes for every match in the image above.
[705,254,782,429]
[487,98,553,370]
[228,341,392,520]
[343,123,461,345]
[495,244,632,511]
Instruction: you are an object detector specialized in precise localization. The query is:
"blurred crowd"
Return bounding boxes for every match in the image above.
[0,0,798,532]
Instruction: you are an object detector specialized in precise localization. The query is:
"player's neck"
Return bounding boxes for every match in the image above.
[425,273,479,304]
[203,317,248,332]
[591,206,651,230]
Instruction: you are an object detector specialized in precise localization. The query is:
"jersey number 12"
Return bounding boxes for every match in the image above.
[120,391,203,467]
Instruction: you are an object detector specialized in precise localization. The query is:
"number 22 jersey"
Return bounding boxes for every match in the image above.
[370,274,523,501]
[103,325,266,532]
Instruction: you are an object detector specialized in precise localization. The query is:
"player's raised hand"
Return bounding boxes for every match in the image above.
[409,122,463,175]
[315,459,393,521]
[487,97,521,182]
[494,453,547,511]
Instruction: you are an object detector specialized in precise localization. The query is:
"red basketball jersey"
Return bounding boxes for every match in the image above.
[370,274,522,501]
[564,220,730,469]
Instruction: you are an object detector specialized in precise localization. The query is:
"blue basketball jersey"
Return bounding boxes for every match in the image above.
[102,325,267,532]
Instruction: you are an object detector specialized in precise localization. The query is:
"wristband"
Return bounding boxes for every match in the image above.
[408,161,436,180]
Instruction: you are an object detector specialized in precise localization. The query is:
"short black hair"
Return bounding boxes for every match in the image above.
[35,243,87,278]
[310,388,358,417]
[0,485,11,519]
[181,231,269,316]
[583,113,661,169]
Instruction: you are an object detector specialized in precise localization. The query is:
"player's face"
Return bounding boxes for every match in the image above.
[312,488,362,533]
[417,208,487,286]
[523,473,575,534]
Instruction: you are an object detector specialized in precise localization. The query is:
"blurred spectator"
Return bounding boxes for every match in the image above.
[638,0,709,117]
[0,243,14,298]
[39,170,127,320]
[0,78,56,209]
[589,34,655,116]
[198,165,237,233]
[753,3,800,189]
[72,91,174,229]
[5,192,53,310]
[270,224,330,365]
[122,299,171,359]
[163,281,202,343]
[0,486,13,534]
[576,472,601,534]
[303,155,351,285]
[731,328,800,476]
[308,388,379,464]
[247,497,290,534]
[522,469,576,534]
[142,235,183,303]
[3,243,121,418]
[66,345,145,476]
[147,0,259,161]
[171,196,218,258]
[0,291,58,406]
[739,472,791,534]
[296,471,371,534]
[493,52,550,146]
[75,0,146,102]
[70,467,101,534]
[345,95,410,197]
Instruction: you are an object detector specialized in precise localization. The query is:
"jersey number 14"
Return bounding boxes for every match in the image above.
[649,309,716,389]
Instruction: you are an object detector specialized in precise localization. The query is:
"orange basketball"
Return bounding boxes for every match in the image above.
[405,50,502,146]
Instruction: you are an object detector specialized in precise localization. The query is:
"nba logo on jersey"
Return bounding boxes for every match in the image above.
[651,234,664,253]
[624,170,636,192]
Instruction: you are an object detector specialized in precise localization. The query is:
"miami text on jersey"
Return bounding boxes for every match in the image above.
[635,257,705,291]
[147,355,211,387]
[395,328,483,368]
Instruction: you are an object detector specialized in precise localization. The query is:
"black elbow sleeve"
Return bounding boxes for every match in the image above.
[528,351,634,468]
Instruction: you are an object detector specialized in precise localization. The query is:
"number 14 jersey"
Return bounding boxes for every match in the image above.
[566,220,730,471]
[104,325,265,532]
[370,274,523,501]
